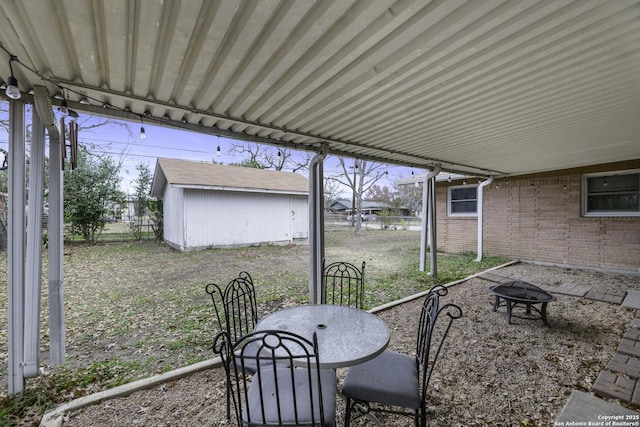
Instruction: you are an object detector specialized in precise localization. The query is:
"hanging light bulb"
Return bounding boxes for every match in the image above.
[448,174,452,182]
[216,145,221,157]
[5,56,21,100]
[277,150,282,157]
[139,115,147,140]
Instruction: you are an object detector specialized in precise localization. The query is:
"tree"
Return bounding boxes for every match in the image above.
[394,182,423,216]
[128,162,154,239]
[323,178,344,209]
[364,184,394,204]
[231,143,311,172]
[0,103,133,247]
[229,158,266,169]
[64,147,125,243]
[329,158,388,235]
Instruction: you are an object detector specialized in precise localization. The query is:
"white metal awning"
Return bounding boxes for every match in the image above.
[0,0,638,176]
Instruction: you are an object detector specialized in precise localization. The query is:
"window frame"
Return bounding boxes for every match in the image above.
[582,169,640,217]
[447,184,478,217]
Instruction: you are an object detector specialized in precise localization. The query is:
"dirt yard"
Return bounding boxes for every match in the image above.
[62,261,640,426]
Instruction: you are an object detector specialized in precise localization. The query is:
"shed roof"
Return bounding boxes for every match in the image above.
[151,158,309,197]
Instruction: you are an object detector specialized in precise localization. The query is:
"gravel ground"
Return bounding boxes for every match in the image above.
[61,263,640,426]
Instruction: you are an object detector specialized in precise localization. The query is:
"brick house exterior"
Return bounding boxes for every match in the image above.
[437,160,640,273]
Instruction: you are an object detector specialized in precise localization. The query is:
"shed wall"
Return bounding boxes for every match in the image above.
[162,185,185,251]
[182,189,308,251]
[437,160,640,273]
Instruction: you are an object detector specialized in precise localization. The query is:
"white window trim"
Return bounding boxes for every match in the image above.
[582,168,640,217]
[448,184,478,218]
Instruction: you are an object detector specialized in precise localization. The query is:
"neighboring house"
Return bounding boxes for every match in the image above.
[150,158,309,252]
[399,160,640,274]
[328,199,407,216]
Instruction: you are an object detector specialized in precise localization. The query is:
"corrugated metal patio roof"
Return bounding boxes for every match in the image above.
[0,0,639,176]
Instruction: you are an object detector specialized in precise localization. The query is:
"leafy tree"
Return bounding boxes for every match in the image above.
[149,197,163,241]
[0,103,132,247]
[128,162,153,239]
[64,147,125,243]
[364,184,394,204]
[394,182,423,216]
[230,158,266,169]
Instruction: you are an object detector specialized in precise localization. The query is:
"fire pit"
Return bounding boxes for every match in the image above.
[488,281,556,327]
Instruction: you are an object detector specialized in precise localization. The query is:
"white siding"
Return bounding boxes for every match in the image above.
[181,189,308,251]
[162,185,185,251]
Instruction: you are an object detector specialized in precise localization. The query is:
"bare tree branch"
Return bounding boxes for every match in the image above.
[230,143,311,172]
[329,157,388,234]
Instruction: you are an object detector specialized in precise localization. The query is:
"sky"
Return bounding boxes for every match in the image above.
[0,103,420,197]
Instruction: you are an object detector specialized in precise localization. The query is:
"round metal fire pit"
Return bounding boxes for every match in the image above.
[488,281,556,327]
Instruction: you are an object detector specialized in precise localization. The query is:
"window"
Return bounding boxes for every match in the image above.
[582,170,640,217]
[448,185,477,217]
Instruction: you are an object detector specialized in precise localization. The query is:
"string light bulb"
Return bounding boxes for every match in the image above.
[216,145,221,157]
[5,56,20,100]
[139,116,147,140]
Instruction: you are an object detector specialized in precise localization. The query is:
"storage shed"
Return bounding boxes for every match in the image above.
[151,158,309,252]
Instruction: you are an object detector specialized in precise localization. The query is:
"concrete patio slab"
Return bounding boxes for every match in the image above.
[623,290,640,310]
[556,390,640,424]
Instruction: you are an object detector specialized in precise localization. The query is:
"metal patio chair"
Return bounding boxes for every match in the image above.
[321,260,366,309]
[206,271,261,418]
[213,329,337,426]
[341,286,462,427]
[205,271,258,343]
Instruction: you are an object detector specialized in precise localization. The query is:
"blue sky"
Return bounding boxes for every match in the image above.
[0,104,418,196]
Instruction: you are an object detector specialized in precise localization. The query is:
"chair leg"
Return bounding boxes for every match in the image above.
[225,381,231,420]
[344,396,352,427]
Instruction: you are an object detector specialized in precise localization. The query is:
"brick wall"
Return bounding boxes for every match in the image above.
[436,160,640,273]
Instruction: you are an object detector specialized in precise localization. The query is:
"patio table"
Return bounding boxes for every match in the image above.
[255,304,390,369]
